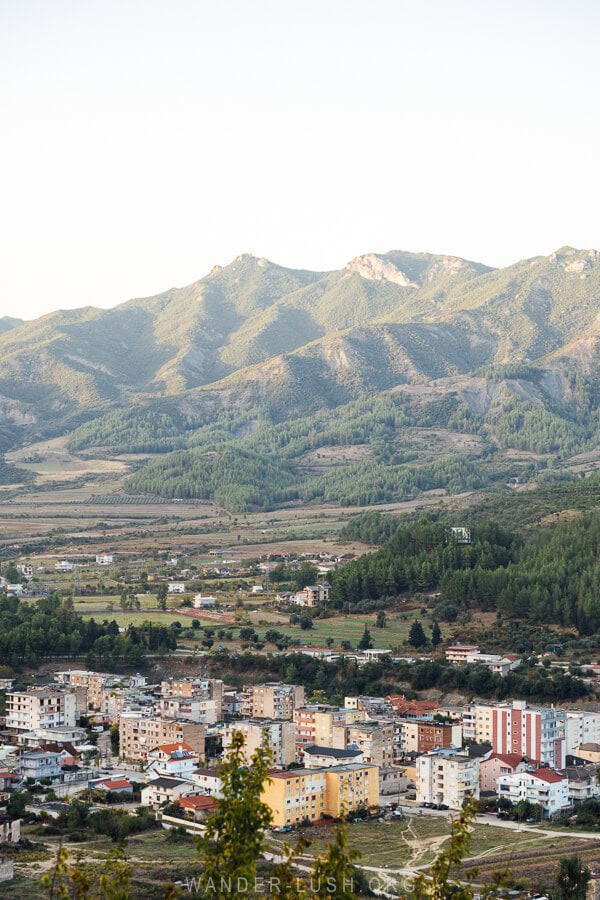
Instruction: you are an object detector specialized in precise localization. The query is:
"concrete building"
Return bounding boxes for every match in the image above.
[191,768,223,797]
[222,719,295,767]
[95,554,113,566]
[19,749,63,781]
[146,742,199,779]
[158,695,220,725]
[332,721,395,768]
[566,710,600,756]
[193,594,216,608]
[496,768,569,818]
[6,689,77,738]
[445,645,480,664]
[239,683,305,720]
[167,582,186,593]
[119,712,205,761]
[0,817,20,844]
[262,763,378,827]
[385,695,439,720]
[479,753,535,793]
[395,720,462,755]
[563,766,600,803]
[416,751,480,809]
[141,776,195,809]
[293,706,365,756]
[490,701,566,769]
[302,745,364,769]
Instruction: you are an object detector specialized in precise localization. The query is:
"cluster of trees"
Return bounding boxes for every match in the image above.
[331,518,518,607]
[334,511,600,635]
[203,650,587,705]
[0,593,176,668]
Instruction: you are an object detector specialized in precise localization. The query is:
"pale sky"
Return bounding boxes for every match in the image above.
[1,0,599,320]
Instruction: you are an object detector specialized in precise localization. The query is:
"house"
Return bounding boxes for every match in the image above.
[193,594,216,609]
[251,585,264,594]
[574,742,600,764]
[146,742,199,779]
[37,742,80,768]
[6,584,24,596]
[0,769,18,791]
[385,695,439,720]
[55,561,74,572]
[496,768,569,818]
[445,645,480,664]
[89,777,134,796]
[95,554,113,566]
[302,745,364,769]
[141,776,195,809]
[191,768,223,797]
[304,584,331,605]
[167,583,186,594]
[18,750,63,781]
[563,766,600,803]
[379,766,408,796]
[0,817,20,844]
[16,563,33,578]
[177,794,217,821]
[479,752,535,793]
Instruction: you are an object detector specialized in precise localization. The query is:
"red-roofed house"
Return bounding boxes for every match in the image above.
[496,767,569,817]
[89,777,134,795]
[177,794,217,821]
[146,742,199,779]
[385,695,438,720]
[479,753,536,793]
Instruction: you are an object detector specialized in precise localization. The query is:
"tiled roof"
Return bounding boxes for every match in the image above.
[532,768,566,784]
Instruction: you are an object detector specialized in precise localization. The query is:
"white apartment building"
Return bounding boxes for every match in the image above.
[416,750,480,810]
[496,768,569,818]
[6,689,77,737]
[566,710,600,756]
[159,695,220,725]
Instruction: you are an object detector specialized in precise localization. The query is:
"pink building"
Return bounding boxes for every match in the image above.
[479,752,535,793]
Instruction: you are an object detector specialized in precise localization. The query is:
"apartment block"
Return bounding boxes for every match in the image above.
[158,695,220,725]
[6,689,77,738]
[416,750,480,809]
[491,701,565,769]
[119,712,205,761]
[240,683,305,720]
[395,720,462,755]
[566,710,600,756]
[293,705,365,757]
[222,719,295,767]
[332,721,395,767]
[262,763,378,827]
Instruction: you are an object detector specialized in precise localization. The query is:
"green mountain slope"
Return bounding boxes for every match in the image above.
[4,244,600,504]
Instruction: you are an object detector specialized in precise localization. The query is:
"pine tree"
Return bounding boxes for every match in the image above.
[431,620,442,647]
[357,625,373,650]
[408,620,427,648]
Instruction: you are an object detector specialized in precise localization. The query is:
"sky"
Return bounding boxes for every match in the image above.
[1,0,599,320]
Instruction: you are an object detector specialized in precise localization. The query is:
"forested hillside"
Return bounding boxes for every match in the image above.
[332,511,600,634]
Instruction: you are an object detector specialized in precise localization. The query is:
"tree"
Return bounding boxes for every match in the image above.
[300,615,313,630]
[157,583,168,611]
[197,731,273,899]
[556,854,590,900]
[357,625,373,650]
[293,561,319,591]
[431,621,442,647]
[375,610,387,628]
[408,620,427,648]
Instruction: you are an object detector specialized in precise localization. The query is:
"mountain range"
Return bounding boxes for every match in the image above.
[3,245,600,508]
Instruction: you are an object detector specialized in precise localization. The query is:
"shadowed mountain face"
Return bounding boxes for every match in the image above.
[3,246,600,489]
